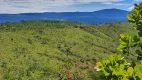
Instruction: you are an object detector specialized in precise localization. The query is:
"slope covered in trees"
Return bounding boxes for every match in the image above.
[0,20,135,79]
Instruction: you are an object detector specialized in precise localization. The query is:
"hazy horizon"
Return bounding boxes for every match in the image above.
[0,0,141,14]
[0,8,130,14]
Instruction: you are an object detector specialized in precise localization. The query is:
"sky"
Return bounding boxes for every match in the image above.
[0,0,141,14]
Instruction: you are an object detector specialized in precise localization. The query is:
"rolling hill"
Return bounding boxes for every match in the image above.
[0,20,135,80]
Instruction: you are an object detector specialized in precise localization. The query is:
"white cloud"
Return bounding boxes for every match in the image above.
[128,6,134,11]
[134,0,142,4]
[102,2,113,5]
[134,0,141,1]
[114,3,125,6]
[103,3,125,6]
[0,0,124,13]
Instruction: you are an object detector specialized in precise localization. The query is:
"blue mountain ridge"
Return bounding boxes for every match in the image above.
[0,8,130,24]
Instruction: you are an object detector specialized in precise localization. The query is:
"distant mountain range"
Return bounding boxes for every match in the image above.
[0,8,130,24]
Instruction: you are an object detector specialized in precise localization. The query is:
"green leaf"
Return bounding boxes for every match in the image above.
[103,71,110,77]
[127,67,134,77]
[96,62,103,68]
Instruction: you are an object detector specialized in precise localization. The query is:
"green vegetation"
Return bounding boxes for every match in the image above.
[95,3,142,80]
[0,19,136,79]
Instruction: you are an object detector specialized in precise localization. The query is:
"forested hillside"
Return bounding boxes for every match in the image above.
[0,20,135,80]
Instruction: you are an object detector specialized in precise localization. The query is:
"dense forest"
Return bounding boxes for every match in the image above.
[0,20,137,80]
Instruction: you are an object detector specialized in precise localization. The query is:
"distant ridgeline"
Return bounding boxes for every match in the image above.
[0,9,129,24]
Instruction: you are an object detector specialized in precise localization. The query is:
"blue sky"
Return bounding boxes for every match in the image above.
[0,0,141,14]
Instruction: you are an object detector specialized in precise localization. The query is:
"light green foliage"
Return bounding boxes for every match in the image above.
[96,54,142,80]
[95,2,142,80]
[127,3,142,30]
[117,33,138,55]
[121,2,142,60]
[96,54,129,80]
